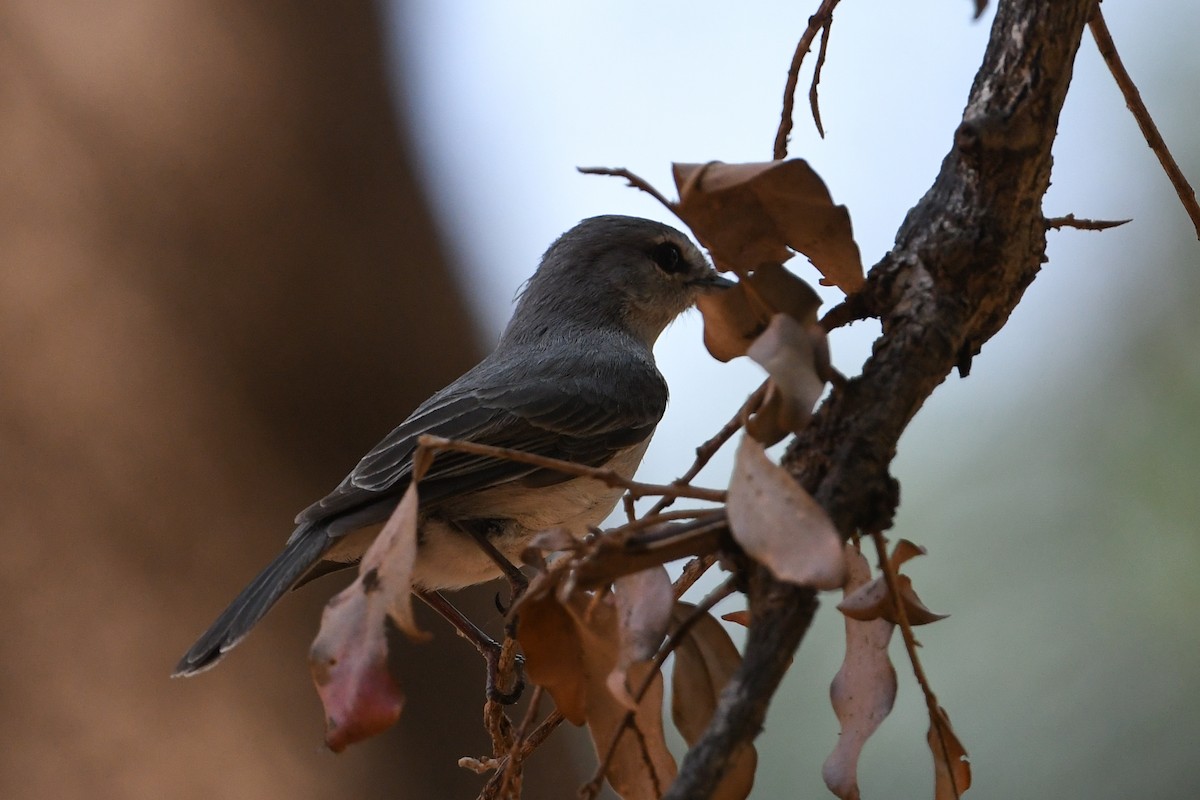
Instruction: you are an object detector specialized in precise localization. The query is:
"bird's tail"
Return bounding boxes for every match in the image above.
[172,522,329,677]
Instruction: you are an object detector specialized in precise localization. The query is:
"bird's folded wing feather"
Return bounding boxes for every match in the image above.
[295,365,667,525]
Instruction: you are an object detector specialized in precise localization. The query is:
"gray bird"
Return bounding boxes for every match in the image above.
[174,214,730,677]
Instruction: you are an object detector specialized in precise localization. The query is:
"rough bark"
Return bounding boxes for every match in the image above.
[665,0,1096,796]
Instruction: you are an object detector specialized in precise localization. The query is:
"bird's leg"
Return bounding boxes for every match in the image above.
[415,588,525,704]
[459,521,530,608]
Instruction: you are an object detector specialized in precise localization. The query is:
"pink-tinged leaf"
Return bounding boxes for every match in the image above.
[929,705,971,800]
[837,573,890,622]
[726,435,845,590]
[307,481,430,751]
[309,581,403,753]
[605,566,674,715]
[615,565,674,664]
[745,313,829,444]
[671,603,756,800]
[671,160,864,293]
[359,481,428,641]
[822,544,897,800]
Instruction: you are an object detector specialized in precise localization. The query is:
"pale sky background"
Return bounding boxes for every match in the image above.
[380,2,1199,797]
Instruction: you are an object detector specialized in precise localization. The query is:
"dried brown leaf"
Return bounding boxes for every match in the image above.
[838,540,948,626]
[822,544,897,800]
[569,597,677,800]
[307,481,428,751]
[671,603,756,800]
[517,589,588,724]
[929,705,971,800]
[746,262,823,323]
[695,282,762,363]
[726,435,845,590]
[721,610,751,628]
[672,160,864,292]
[889,538,926,571]
[599,661,678,800]
[838,574,949,626]
[695,262,822,363]
[670,604,740,743]
[892,575,949,626]
[519,587,677,798]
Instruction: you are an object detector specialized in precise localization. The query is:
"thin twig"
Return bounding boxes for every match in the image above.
[869,531,963,799]
[818,288,879,332]
[577,166,678,212]
[490,686,545,799]
[622,493,637,525]
[480,704,567,800]
[773,0,842,159]
[808,12,834,138]
[580,577,738,799]
[1088,6,1200,239]
[1045,213,1131,231]
[647,382,768,517]
[572,516,728,589]
[672,553,719,599]
[417,435,726,504]
[609,508,716,538]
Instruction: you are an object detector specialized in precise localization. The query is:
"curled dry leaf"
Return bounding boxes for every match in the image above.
[745,313,830,445]
[929,705,971,800]
[309,481,426,751]
[517,584,677,799]
[726,434,845,590]
[837,539,948,626]
[671,159,864,292]
[695,262,822,363]
[693,262,829,443]
[822,543,898,800]
[696,280,764,363]
[671,603,757,800]
[518,588,589,724]
[838,573,949,626]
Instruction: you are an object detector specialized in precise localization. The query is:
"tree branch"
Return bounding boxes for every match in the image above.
[666,0,1097,796]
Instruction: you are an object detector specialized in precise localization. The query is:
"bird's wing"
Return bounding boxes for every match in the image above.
[295,359,667,525]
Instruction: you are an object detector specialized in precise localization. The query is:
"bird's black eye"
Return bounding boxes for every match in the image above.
[649,241,686,275]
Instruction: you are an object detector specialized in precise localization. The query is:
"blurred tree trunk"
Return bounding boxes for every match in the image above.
[0,2,582,797]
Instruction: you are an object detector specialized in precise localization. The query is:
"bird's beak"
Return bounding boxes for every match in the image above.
[688,272,737,291]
